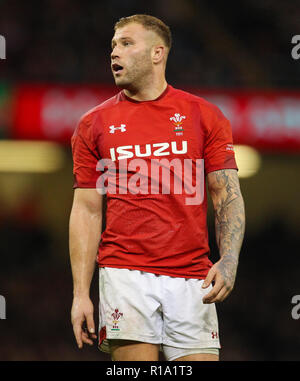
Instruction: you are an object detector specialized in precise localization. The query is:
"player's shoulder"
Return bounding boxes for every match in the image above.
[78,91,122,126]
[171,86,224,119]
[72,91,123,139]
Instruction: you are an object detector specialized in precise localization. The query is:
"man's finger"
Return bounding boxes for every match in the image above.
[86,313,96,336]
[208,285,228,304]
[73,320,83,348]
[81,331,94,345]
[202,267,216,289]
[202,274,224,303]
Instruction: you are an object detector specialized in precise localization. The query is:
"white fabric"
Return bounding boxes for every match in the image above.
[163,345,219,361]
[98,267,221,355]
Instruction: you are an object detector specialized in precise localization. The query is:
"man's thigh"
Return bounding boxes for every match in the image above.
[109,339,160,361]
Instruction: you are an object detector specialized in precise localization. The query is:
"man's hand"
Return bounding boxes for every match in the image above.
[201,255,238,304]
[71,296,97,348]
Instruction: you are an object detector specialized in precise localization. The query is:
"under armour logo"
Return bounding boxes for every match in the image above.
[211,331,218,339]
[109,124,126,133]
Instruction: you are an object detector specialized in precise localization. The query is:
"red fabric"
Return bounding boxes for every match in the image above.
[99,326,106,347]
[71,85,238,279]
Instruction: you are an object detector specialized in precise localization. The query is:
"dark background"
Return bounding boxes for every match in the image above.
[0,0,300,361]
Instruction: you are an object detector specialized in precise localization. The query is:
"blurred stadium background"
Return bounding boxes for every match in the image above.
[0,0,300,361]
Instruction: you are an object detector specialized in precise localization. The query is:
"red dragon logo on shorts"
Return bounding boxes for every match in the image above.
[111,308,123,331]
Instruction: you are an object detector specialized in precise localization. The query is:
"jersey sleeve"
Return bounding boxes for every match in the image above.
[71,116,101,189]
[203,106,238,175]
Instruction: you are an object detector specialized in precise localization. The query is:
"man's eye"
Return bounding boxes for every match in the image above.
[123,41,130,46]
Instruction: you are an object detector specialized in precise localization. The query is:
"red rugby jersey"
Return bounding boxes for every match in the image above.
[71,84,238,279]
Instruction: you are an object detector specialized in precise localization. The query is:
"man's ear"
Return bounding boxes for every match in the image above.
[152,45,166,64]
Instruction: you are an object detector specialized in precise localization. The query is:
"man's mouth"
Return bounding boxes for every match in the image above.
[112,63,124,74]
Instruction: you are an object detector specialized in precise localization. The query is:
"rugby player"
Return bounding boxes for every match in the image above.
[69,14,245,361]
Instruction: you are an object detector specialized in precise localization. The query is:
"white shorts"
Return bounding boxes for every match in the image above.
[98,267,221,359]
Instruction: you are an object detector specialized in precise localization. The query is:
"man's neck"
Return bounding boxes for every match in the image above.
[123,78,168,102]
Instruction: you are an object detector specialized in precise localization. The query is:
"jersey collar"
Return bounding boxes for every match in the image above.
[120,84,171,104]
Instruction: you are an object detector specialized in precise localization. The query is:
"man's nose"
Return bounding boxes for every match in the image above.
[111,46,120,60]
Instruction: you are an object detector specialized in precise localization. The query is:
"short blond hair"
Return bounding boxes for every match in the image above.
[114,14,172,51]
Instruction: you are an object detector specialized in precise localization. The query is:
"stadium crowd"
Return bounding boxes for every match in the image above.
[0,0,300,88]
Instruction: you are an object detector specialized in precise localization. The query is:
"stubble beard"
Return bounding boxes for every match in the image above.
[114,49,153,92]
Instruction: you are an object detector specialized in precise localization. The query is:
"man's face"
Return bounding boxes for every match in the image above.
[111,23,156,89]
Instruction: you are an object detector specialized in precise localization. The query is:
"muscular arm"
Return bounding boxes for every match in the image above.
[202,169,245,303]
[69,188,103,347]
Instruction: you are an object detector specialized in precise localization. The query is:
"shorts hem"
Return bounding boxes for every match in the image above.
[162,339,221,349]
[106,332,162,343]
[167,348,219,361]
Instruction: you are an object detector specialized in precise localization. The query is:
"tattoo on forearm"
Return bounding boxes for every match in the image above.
[209,169,245,287]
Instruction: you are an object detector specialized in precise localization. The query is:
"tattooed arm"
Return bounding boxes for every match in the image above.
[202,169,245,303]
